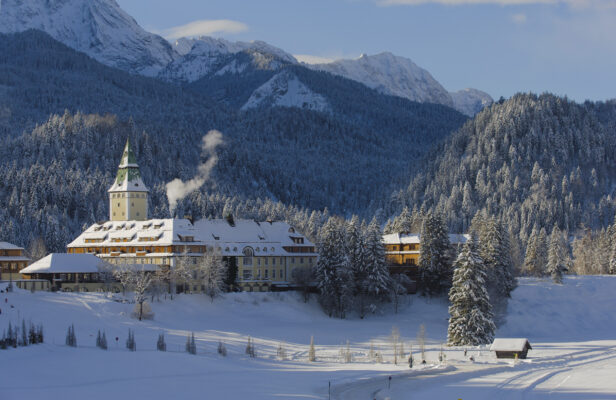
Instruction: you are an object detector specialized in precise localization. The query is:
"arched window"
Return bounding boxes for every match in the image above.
[242,247,254,265]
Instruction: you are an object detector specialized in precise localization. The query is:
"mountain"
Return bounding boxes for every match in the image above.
[306,52,493,116]
[308,52,453,107]
[385,93,616,248]
[241,70,330,112]
[0,0,176,75]
[160,36,296,83]
[451,88,494,117]
[0,30,468,251]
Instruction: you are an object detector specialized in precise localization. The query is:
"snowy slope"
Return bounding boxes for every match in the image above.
[242,70,330,113]
[451,88,494,117]
[0,276,615,399]
[0,0,176,76]
[308,52,454,108]
[161,36,297,82]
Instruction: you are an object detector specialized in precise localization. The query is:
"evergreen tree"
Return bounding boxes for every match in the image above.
[217,341,227,356]
[186,332,197,355]
[315,218,351,318]
[547,226,570,284]
[364,217,391,305]
[65,324,76,347]
[126,329,136,351]
[419,212,452,296]
[157,333,167,351]
[447,238,495,346]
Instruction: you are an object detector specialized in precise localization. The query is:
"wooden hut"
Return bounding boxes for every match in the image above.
[490,338,532,359]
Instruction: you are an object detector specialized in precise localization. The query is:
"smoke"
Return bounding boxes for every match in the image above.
[166,130,224,215]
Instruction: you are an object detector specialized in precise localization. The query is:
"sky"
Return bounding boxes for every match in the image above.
[117,0,616,102]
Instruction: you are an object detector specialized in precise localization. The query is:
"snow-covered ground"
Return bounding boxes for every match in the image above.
[1,276,615,399]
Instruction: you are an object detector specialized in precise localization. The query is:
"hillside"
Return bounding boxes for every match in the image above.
[0,31,467,251]
[1,276,615,399]
[386,93,616,247]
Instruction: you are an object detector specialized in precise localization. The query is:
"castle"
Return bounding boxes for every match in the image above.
[57,139,318,292]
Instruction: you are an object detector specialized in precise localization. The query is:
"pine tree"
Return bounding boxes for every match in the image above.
[20,319,28,347]
[65,324,76,347]
[218,341,227,356]
[346,216,368,317]
[547,226,569,284]
[364,218,391,306]
[126,329,136,351]
[186,332,196,355]
[246,337,255,358]
[315,218,351,318]
[96,330,102,348]
[101,331,107,350]
[157,333,167,351]
[447,238,495,346]
[419,212,452,296]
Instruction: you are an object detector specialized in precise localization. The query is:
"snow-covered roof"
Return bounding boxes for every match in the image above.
[0,241,24,250]
[68,218,316,257]
[490,338,532,352]
[382,233,470,245]
[20,254,103,274]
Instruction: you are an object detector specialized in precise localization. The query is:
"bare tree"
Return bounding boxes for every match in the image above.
[198,249,226,302]
[391,326,400,365]
[113,264,153,320]
[389,273,411,314]
[417,324,426,362]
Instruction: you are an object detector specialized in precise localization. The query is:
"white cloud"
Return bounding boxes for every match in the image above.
[512,13,527,23]
[294,54,336,64]
[161,19,248,40]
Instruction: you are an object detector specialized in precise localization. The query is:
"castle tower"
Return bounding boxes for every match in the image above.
[108,139,149,221]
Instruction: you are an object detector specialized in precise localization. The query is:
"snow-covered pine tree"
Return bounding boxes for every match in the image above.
[523,226,546,277]
[315,218,351,318]
[547,226,570,284]
[346,216,368,317]
[65,324,76,347]
[447,237,495,346]
[419,212,452,296]
[364,217,391,308]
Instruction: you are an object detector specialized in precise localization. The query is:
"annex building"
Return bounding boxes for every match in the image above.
[0,242,30,282]
[66,140,317,292]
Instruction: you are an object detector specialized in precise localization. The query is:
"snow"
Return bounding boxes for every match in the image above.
[19,253,103,274]
[451,88,494,117]
[382,233,469,245]
[1,275,615,399]
[0,241,23,250]
[0,0,177,76]
[308,52,454,108]
[242,71,331,113]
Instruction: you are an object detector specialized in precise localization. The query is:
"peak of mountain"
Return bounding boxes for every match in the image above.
[241,70,330,113]
[0,0,176,75]
[308,52,454,108]
[450,88,494,117]
[162,36,297,82]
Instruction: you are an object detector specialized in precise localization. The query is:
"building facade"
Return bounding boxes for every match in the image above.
[0,242,30,282]
[66,139,317,292]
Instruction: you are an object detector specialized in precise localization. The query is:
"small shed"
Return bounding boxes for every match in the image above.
[490,338,532,359]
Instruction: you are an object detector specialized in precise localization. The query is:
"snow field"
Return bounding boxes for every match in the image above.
[0,276,615,399]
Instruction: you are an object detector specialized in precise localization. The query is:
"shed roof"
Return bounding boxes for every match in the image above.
[20,254,103,274]
[490,338,532,352]
[0,242,24,250]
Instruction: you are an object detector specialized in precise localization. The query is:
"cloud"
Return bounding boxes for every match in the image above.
[378,0,616,6]
[294,54,336,64]
[161,19,248,40]
[512,13,527,23]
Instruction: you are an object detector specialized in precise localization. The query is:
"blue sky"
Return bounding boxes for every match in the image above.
[117,0,616,101]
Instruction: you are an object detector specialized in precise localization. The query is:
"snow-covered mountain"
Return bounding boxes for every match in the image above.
[0,0,176,76]
[241,70,330,113]
[160,36,297,82]
[307,52,493,116]
[450,88,494,117]
[308,52,454,108]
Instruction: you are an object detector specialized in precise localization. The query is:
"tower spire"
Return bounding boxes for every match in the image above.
[108,139,149,221]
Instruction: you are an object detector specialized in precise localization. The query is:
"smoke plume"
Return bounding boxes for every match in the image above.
[166,130,224,215]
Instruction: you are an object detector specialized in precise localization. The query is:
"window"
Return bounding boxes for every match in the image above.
[258,258,261,266]
[300,258,304,264]
[243,270,252,280]
[272,258,276,266]
[291,257,295,264]
[272,270,276,279]
[265,258,268,265]
[265,270,269,279]
[280,269,283,278]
